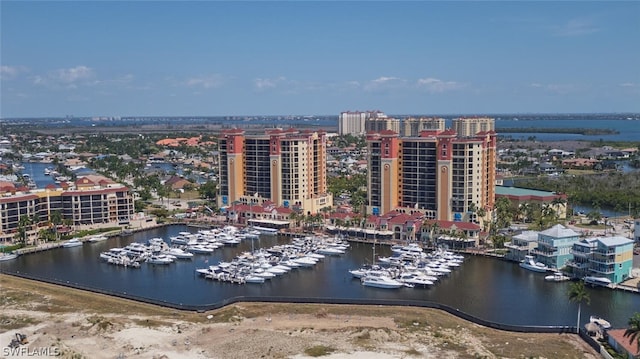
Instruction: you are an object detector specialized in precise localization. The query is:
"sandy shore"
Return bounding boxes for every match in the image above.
[1,274,598,359]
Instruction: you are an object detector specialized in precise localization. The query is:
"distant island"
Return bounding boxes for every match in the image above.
[497,127,619,135]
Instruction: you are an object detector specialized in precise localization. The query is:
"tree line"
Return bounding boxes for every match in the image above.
[515,172,640,217]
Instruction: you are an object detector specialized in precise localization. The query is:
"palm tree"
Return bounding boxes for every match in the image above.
[568,281,590,333]
[50,210,63,241]
[16,215,33,247]
[624,312,640,350]
[288,212,301,229]
[494,197,513,228]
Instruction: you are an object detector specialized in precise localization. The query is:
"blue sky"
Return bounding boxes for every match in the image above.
[1,1,639,117]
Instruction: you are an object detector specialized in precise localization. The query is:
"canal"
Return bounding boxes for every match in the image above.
[1,224,638,328]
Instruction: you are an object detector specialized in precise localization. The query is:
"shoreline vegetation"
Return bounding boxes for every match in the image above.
[0,274,598,358]
[497,127,619,135]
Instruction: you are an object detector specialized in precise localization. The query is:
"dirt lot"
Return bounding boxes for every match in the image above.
[0,274,598,359]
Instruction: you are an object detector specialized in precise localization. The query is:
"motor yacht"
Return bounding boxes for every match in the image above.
[519,255,550,273]
[315,246,345,256]
[584,276,613,287]
[62,238,83,248]
[146,254,174,265]
[186,245,214,254]
[544,272,571,282]
[88,235,108,243]
[361,274,404,289]
[162,247,194,259]
[398,272,434,287]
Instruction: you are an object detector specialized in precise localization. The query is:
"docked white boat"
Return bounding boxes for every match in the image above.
[519,255,549,273]
[243,275,266,284]
[398,272,434,287]
[162,247,194,259]
[590,315,612,329]
[391,243,424,256]
[361,275,404,289]
[251,268,276,279]
[306,252,325,260]
[186,245,214,254]
[62,238,83,248]
[0,252,18,261]
[265,266,287,275]
[544,272,570,282]
[146,254,174,265]
[239,228,261,239]
[315,246,345,256]
[584,276,613,287]
[252,226,279,235]
[349,265,386,279]
[291,256,317,267]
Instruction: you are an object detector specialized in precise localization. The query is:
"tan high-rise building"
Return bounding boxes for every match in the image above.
[452,117,495,137]
[218,128,333,215]
[401,117,446,137]
[365,116,400,134]
[366,125,496,226]
[339,110,385,135]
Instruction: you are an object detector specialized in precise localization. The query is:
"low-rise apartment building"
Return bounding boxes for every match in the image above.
[568,236,634,284]
[0,176,134,244]
[531,224,581,269]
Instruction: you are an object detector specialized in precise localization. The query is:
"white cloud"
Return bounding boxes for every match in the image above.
[417,77,463,93]
[551,19,599,37]
[363,76,407,92]
[184,74,224,89]
[0,65,28,80]
[30,65,95,88]
[254,76,287,90]
[620,82,637,88]
[53,65,94,83]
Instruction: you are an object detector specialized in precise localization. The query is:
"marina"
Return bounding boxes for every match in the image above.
[1,224,638,329]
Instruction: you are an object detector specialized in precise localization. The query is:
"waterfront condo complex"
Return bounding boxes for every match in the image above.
[0,175,134,243]
[365,118,497,226]
[217,128,333,216]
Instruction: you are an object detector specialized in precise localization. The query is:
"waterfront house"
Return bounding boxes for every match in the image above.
[567,237,598,279]
[504,230,539,262]
[607,328,640,359]
[531,224,580,269]
[590,236,634,283]
[568,236,634,284]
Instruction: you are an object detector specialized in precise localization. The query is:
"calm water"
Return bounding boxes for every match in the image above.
[1,225,638,328]
[493,116,640,142]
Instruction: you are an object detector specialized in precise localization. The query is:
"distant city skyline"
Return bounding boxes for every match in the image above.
[1,1,639,118]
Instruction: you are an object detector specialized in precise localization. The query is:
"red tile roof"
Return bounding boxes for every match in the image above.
[608,329,640,356]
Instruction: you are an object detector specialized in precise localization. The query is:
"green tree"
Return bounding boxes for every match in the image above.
[198,180,218,200]
[495,197,513,229]
[422,220,440,248]
[16,215,32,246]
[50,210,63,241]
[288,212,302,228]
[568,281,590,333]
[624,312,640,350]
[586,210,602,224]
